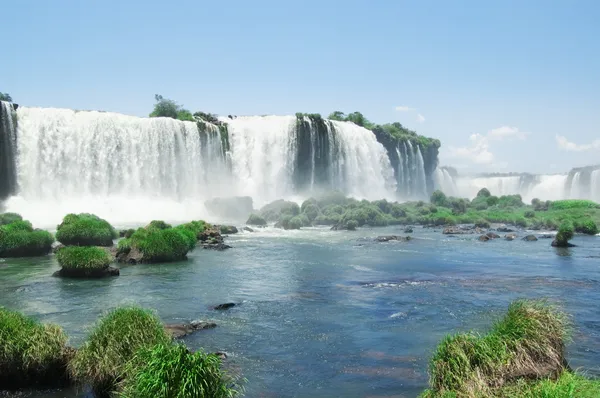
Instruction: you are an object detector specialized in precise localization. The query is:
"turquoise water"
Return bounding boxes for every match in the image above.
[1,226,599,397]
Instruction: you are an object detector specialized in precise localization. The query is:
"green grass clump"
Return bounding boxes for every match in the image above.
[0,307,70,389]
[498,371,600,398]
[56,246,111,270]
[0,220,54,257]
[550,200,599,210]
[422,300,569,397]
[118,227,196,263]
[119,344,241,398]
[0,212,23,225]
[555,222,574,246]
[69,307,171,395]
[145,220,172,230]
[258,199,300,222]
[574,219,598,235]
[175,220,207,239]
[56,213,117,246]
[246,213,267,226]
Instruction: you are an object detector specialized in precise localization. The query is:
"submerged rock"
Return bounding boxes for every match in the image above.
[485,232,500,239]
[496,226,514,233]
[202,242,232,251]
[551,240,576,248]
[478,234,490,242]
[404,227,414,233]
[53,266,119,278]
[523,234,538,241]
[242,226,255,232]
[165,320,217,338]
[374,235,412,242]
[504,233,518,241]
[538,234,554,239]
[214,303,236,310]
[219,225,238,235]
[443,226,469,235]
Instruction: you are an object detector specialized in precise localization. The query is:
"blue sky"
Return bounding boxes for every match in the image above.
[3,0,599,174]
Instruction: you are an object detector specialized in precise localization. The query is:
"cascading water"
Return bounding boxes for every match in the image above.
[592,170,600,202]
[0,101,17,200]
[568,172,582,199]
[434,167,457,196]
[393,141,428,200]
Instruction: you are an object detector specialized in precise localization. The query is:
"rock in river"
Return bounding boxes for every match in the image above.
[165,320,217,338]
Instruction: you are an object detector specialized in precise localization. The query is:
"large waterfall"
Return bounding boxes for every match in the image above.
[0,101,17,200]
[3,108,411,226]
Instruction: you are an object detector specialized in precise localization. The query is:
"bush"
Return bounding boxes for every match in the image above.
[515,217,528,228]
[0,221,54,257]
[56,213,117,246]
[346,220,358,230]
[423,300,568,397]
[314,213,341,225]
[246,213,267,226]
[339,204,388,227]
[123,229,136,239]
[301,203,321,221]
[288,216,304,230]
[497,194,524,208]
[0,212,22,225]
[430,190,448,207]
[486,195,499,206]
[0,307,70,389]
[496,371,600,397]
[119,343,241,398]
[259,199,300,222]
[475,219,490,229]
[56,246,111,270]
[145,220,172,230]
[574,219,598,235]
[69,307,171,395]
[551,200,599,210]
[555,222,574,246]
[175,220,207,239]
[524,210,535,218]
[118,227,196,263]
[476,188,491,198]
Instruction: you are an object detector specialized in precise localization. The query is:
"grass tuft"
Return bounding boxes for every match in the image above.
[118,226,196,263]
[56,213,117,246]
[56,246,111,270]
[0,220,54,257]
[69,306,171,395]
[119,343,242,398]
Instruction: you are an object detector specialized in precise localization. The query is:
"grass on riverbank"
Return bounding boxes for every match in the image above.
[56,246,112,270]
[117,224,197,263]
[56,213,117,246]
[69,307,171,396]
[0,307,70,389]
[0,219,54,257]
[119,343,241,398]
[419,299,600,397]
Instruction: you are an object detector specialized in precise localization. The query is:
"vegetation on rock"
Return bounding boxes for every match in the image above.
[149,94,194,122]
[56,213,117,247]
[117,223,196,263]
[0,212,22,225]
[0,307,70,389]
[0,92,12,102]
[553,222,575,247]
[0,219,54,257]
[55,246,115,277]
[119,343,241,398]
[69,307,171,395]
[246,213,267,226]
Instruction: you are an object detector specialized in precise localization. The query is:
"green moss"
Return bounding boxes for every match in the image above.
[119,227,196,263]
[119,344,241,398]
[0,212,22,225]
[56,213,117,246]
[555,222,574,246]
[145,220,172,230]
[246,213,267,226]
[0,307,70,389]
[56,246,111,270]
[69,307,171,396]
[422,300,569,397]
[0,220,54,257]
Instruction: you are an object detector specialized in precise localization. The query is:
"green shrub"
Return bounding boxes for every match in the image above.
[555,222,574,246]
[69,307,171,395]
[0,221,54,257]
[430,190,448,207]
[123,229,136,239]
[476,188,491,198]
[0,307,70,389]
[423,300,568,397]
[0,212,22,225]
[56,246,111,270]
[524,210,535,218]
[346,220,358,230]
[551,200,599,210]
[301,203,321,221]
[119,343,241,398]
[390,203,407,218]
[246,214,267,226]
[574,219,598,235]
[259,199,300,221]
[496,371,600,398]
[498,194,524,208]
[515,217,528,228]
[56,213,117,246]
[339,204,388,227]
[314,213,341,225]
[486,195,499,206]
[145,220,172,230]
[288,216,303,230]
[118,227,196,263]
[475,219,490,229]
[372,199,392,214]
[175,220,207,239]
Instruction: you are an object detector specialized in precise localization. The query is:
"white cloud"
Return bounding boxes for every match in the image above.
[417,113,426,123]
[446,126,528,165]
[395,105,415,112]
[556,135,600,151]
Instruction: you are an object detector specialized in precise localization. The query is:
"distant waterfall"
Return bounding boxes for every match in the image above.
[434,167,457,196]
[592,170,600,202]
[0,101,17,200]
[393,141,429,200]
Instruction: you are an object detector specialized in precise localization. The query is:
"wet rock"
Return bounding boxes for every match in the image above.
[443,226,471,235]
[219,225,238,235]
[538,234,554,239]
[523,234,538,241]
[497,226,514,233]
[214,351,228,360]
[551,240,577,248]
[202,242,232,251]
[214,303,236,310]
[165,320,217,338]
[242,226,254,232]
[404,227,414,233]
[375,235,412,242]
[116,246,143,264]
[478,234,490,242]
[485,232,500,239]
[53,266,120,278]
[505,233,518,241]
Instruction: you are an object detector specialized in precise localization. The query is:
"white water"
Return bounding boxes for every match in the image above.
[592,170,600,202]
[434,168,456,196]
[569,172,582,199]
[526,174,569,201]
[414,145,428,198]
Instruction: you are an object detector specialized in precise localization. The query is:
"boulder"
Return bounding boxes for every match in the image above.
[497,226,514,233]
[504,233,518,241]
[242,226,255,233]
[214,303,236,310]
[522,234,538,241]
[538,234,554,239]
[165,321,217,338]
[404,227,414,233]
[375,235,412,242]
[478,234,490,242]
[202,242,232,251]
[53,266,119,278]
[485,232,500,239]
[218,225,238,235]
[551,240,577,248]
[443,226,471,235]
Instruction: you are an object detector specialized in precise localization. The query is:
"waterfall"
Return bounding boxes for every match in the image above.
[0,101,17,200]
[393,141,428,200]
[568,172,582,199]
[415,145,427,198]
[526,175,569,202]
[592,170,600,202]
[434,167,457,196]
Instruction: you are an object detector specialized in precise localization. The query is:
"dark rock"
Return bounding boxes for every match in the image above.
[53,266,120,278]
[497,226,514,233]
[242,226,254,232]
[538,234,554,239]
[504,233,518,241]
[478,234,490,242]
[443,226,470,235]
[523,234,538,241]
[214,303,236,310]
[485,232,500,239]
[116,246,143,264]
[219,225,238,235]
[375,235,412,242]
[202,242,232,251]
[404,227,414,233]
[551,240,577,248]
[214,351,228,360]
[165,320,217,338]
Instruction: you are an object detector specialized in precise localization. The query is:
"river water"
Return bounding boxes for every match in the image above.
[1,226,599,397]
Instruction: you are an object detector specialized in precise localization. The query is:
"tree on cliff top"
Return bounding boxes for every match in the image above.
[149,94,194,121]
[0,92,12,102]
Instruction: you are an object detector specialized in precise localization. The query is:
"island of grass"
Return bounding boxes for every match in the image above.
[0,218,54,257]
[56,213,117,247]
[54,246,119,278]
[420,299,600,397]
[0,307,71,390]
[69,306,172,396]
[116,222,197,264]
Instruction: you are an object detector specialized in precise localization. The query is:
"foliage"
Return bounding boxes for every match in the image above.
[0,220,54,257]
[0,92,12,102]
[574,219,598,235]
[524,210,535,218]
[0,307,69,389]
[118,227,196,263]
[193,111,220,124]
[259,199,300,222]
[477,188,491,198]
[119,343,241,398]
[56,213,117,247]
[474,219,490,229]
[497,194,524,208]
[56,246,111,270]
[515,217,528,228]
[497,371,600,398]
[430,190,448,207]
[0,212,22,225]
[246,214,267,226]
[421,300,569,397]
[69,307,171,395]
[175,220,207,239]
[146,220,172,230]
[346,220,358,230]
[551,200,599,210]
[555,222,574,246]
[149,94,194,122]
[288,215,304,230]
[301,202,321,221]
